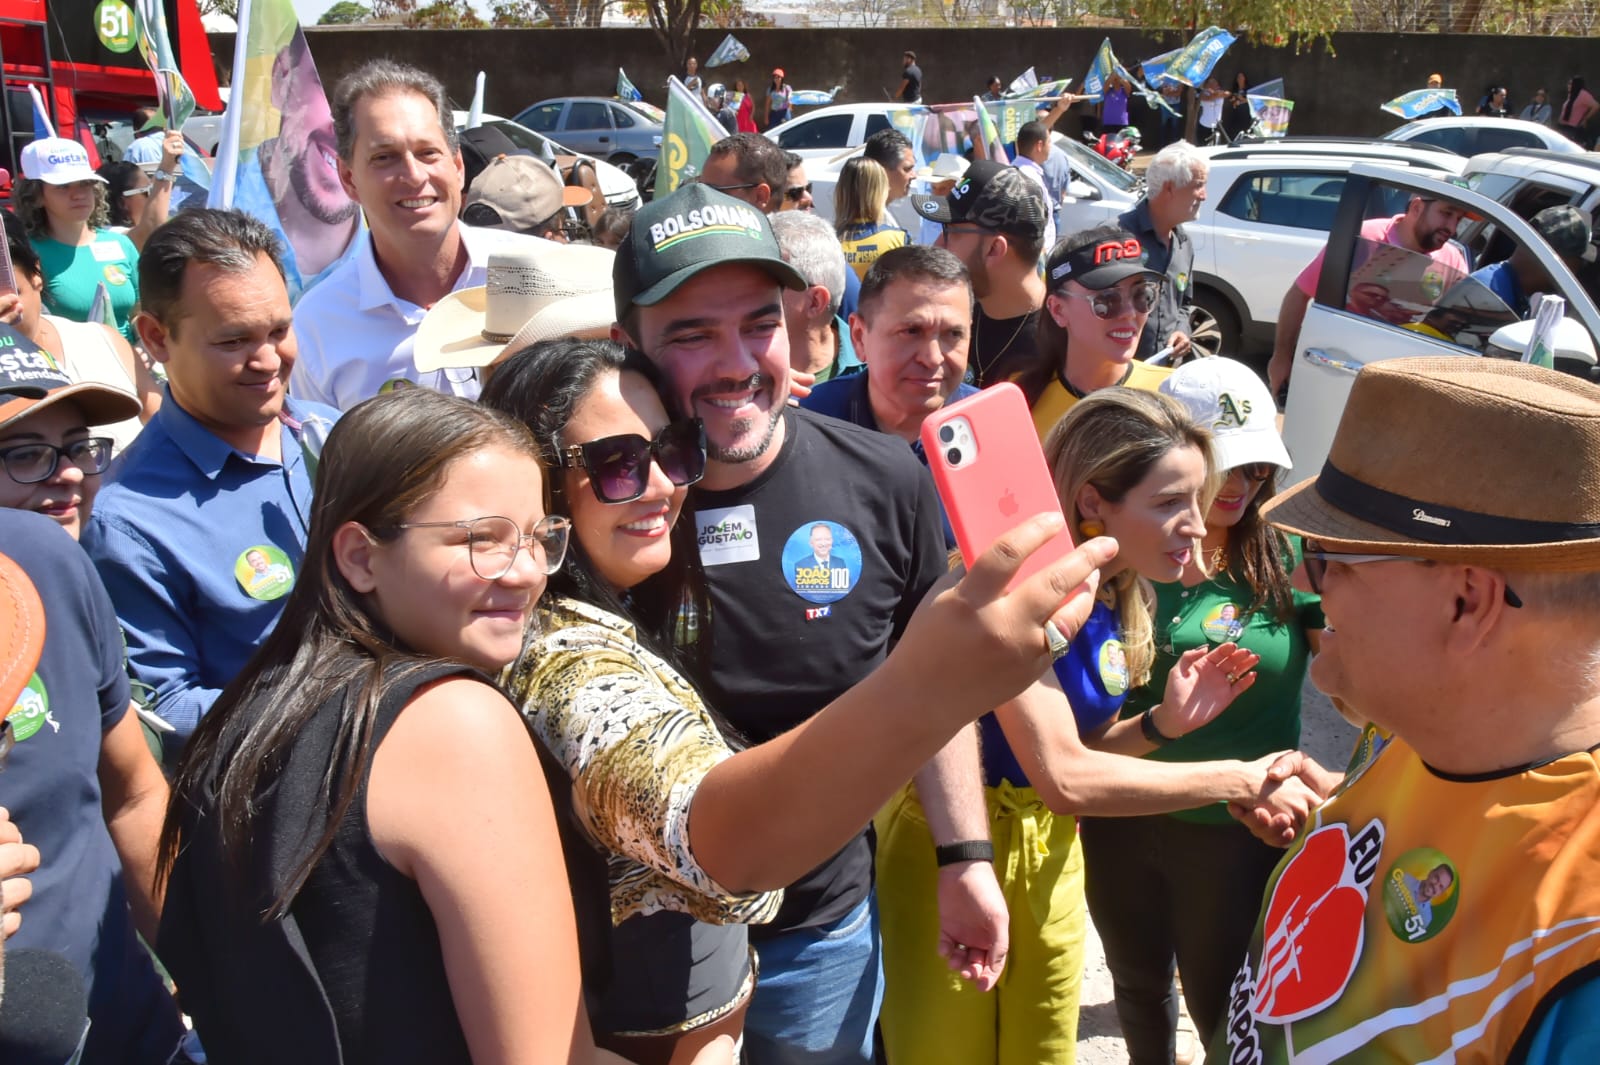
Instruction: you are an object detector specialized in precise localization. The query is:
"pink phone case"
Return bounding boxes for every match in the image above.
[920,383,1076,590]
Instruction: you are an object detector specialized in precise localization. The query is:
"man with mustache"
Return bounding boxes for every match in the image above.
[612,183,1002,1065]
[1269,193,1470,396]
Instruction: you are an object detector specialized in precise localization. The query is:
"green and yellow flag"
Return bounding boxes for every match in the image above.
[662,75,728,194]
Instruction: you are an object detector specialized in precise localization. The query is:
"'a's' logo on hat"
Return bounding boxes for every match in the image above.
[1215,393,1251,429]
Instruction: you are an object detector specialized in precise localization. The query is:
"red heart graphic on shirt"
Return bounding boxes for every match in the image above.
[1251,825,1370,1024]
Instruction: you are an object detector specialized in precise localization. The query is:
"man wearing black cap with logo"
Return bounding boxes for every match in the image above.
[916,159,1050,388]
[611,183,1002,1065]
[1220,356,1600,1062]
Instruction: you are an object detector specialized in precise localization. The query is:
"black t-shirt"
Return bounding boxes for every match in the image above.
[970,302,1042,388]
[686,408,945,933]
[901,63,923,101]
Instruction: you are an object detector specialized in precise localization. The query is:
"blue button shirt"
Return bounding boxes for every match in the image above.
[801,369,976,548]
[83,393,338,760]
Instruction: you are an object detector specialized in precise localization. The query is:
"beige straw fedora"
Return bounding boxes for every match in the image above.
[1263,356,1600,570]
[414,241,617,373]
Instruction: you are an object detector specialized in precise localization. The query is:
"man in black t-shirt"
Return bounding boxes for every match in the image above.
[613,183,1003,1065]
[917,159,1050,387]
[897,51,923,103]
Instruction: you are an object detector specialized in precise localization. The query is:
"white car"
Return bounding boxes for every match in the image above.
[1382,116,1582,158]
[1280,163,1600,475]
[1183,139,1469,360]
[452,111,641,213]
[766,104,901,161]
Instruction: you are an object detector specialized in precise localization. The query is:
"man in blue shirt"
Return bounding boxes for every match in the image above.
[83,209,338,762]
[803,245,975,548]
[1467,204,1594,319]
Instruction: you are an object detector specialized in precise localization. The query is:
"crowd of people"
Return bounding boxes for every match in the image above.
[4,48,1600,1065]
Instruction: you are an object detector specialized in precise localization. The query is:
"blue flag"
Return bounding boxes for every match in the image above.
[1081,38,1139,103]
[1140,48,1182,89]
[617,68,642,102]
[789,86,841,107]
[1382,88,1462,119]
[1166,26,1238,88]
[705,34,750,69]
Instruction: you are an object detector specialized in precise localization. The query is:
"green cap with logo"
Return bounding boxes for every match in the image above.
[612,183,806,321]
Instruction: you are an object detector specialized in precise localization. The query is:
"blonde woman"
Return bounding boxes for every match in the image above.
[834,157,909,281]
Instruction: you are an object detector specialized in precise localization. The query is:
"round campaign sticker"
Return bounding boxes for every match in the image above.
[104,263,127,287]
[235,545,295,602]
[378,378,416,394]
[6,672,50,742]
[94,0,137,53]
[1381,847,1459,944]
[1097,639,1129,696]
[1201,602,1247,643]
[781,521,862,605]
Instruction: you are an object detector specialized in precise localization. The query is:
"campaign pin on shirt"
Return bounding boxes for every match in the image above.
[697,504,761,567]
[235,545,295,602]
[1097,639,1129,696]
[1381,847,1460,944]
[1202,603,1247,643]
[6,671,59,741]
[781,520,862,605]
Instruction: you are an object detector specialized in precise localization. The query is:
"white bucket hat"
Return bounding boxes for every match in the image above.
[414,241,617,373]
[21,138,106,185]
[1160,357,1292,472]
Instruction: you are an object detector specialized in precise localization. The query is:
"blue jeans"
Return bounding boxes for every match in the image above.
[743,894,884,1065]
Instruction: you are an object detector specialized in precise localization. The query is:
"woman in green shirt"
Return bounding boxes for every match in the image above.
[1078,357,1325,1065]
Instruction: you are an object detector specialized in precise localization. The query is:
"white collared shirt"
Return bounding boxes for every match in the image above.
[289,222,544,410]
[1013,157,1058,254]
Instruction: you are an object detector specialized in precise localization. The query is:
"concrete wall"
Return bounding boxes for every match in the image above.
[208,26,1595,143]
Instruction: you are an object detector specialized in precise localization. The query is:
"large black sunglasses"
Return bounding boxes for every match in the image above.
[1055,280,1161,320]
[558,419,707,504]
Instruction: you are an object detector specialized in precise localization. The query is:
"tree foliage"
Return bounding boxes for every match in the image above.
[1122,0,1349,50]
[405,0,487,26]
[317,0,373,23]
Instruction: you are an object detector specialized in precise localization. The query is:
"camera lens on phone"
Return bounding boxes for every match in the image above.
[938,425,955,444]
[945,447,962,466]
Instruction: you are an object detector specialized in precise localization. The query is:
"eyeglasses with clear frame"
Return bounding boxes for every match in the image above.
[1301,541,1522,608]
[390,514,571,580]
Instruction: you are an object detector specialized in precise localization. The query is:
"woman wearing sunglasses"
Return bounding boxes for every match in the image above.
[1019,224,1175,442]
[158,388,739,1065]
[1066,359,1327,1065]
[481,338,1120,1064]
[877,388,1321,1065]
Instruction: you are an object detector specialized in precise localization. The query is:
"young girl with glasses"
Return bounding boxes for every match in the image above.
[481,337,1122,1064]
[1020,224,1176,441]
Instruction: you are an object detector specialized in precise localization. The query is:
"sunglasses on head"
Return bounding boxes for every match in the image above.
[1056,279,1160,320]
[784,183,813,201]
[559,418,707,504]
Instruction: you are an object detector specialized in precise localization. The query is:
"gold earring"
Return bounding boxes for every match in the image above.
[1080,520,1106,538]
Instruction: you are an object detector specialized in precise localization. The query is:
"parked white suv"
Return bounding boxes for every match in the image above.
[1185,138,1469,361]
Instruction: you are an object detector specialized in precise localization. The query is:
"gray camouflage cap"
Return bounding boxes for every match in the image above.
[912,160,1047,244]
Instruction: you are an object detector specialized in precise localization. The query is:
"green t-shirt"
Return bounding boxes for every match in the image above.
[33,230,141,345]
[1124,538,1325,824]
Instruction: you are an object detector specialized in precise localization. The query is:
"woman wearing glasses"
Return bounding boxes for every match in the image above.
[876,387,1320,1065]
[157,388,711,1064]
[481,338,1118,1064]
[1020,224,1175,442]
[1072,359,1326,1065]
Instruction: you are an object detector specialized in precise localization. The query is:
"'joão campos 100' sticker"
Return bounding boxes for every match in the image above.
[782,521,862,605]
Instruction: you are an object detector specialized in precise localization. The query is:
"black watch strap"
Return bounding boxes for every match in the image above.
[1141,707,1176,746]
[935,840,996,867]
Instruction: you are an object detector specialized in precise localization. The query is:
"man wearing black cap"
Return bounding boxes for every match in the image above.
[1222,357,1600,1062]
[917,159,1050,387]
[612,183,1001,1065]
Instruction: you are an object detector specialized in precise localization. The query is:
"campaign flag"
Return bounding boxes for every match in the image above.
[1251,77,1285,101]
[972,95,1008,164]
[984,99,1037,145]
[27,85,54,139]
[1017,77,1073,100]
[662,75,728,193]
[1081,38,1139,102]
[1247,95,1294,137]
[1523,293,1565,368]
[888,107,931,167]
[789,86,841,107]
[1008,67,1038,96]
[1166,26,1237,88]
[1140,48,1181,88]
[617,68,642,103]
[134,0,197,130]
[88,283,116,330]
[705,34,750,68]
[209,0,362,302]
[467,71,486,129]
[1382,88,1461,118]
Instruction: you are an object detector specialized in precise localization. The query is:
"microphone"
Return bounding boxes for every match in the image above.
[0,948,90,1065]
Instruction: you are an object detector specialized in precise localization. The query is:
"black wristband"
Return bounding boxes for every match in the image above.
[935,840,995,867]
[1141,707,1176,746]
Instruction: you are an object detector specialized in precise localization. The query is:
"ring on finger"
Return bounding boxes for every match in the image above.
[1045,621,1071,661]
[1227,671,1238,684]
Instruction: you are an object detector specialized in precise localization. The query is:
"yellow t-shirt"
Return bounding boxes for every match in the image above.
[1029,359,1173,441]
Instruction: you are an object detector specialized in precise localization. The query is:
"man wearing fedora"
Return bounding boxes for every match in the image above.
[1217,356,1600,1061]
[611,182,999,1064]
[292,60,558,408]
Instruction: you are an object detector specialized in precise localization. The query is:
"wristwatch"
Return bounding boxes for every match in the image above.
[935,841,996,867]
[1140,707,1176,747]
[152,169,177,184]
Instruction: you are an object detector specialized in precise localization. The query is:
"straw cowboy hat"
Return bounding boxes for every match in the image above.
[414,241,617,373]
[1263,356,1600,570]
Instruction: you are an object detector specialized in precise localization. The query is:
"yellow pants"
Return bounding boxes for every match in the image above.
[875,781,1086,1065]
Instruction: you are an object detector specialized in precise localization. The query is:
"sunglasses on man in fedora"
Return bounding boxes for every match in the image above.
[1301,541,1523,608]
[558,418,706,504]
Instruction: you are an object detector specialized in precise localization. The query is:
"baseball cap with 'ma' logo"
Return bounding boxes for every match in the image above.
[612,183,806,321]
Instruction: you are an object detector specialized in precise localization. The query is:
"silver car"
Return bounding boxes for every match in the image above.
[514,97,664,165]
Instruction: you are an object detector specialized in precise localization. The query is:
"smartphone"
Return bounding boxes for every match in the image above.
[920,382,1076,590]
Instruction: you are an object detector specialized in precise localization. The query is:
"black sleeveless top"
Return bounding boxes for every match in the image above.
[161,659,611,1065]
